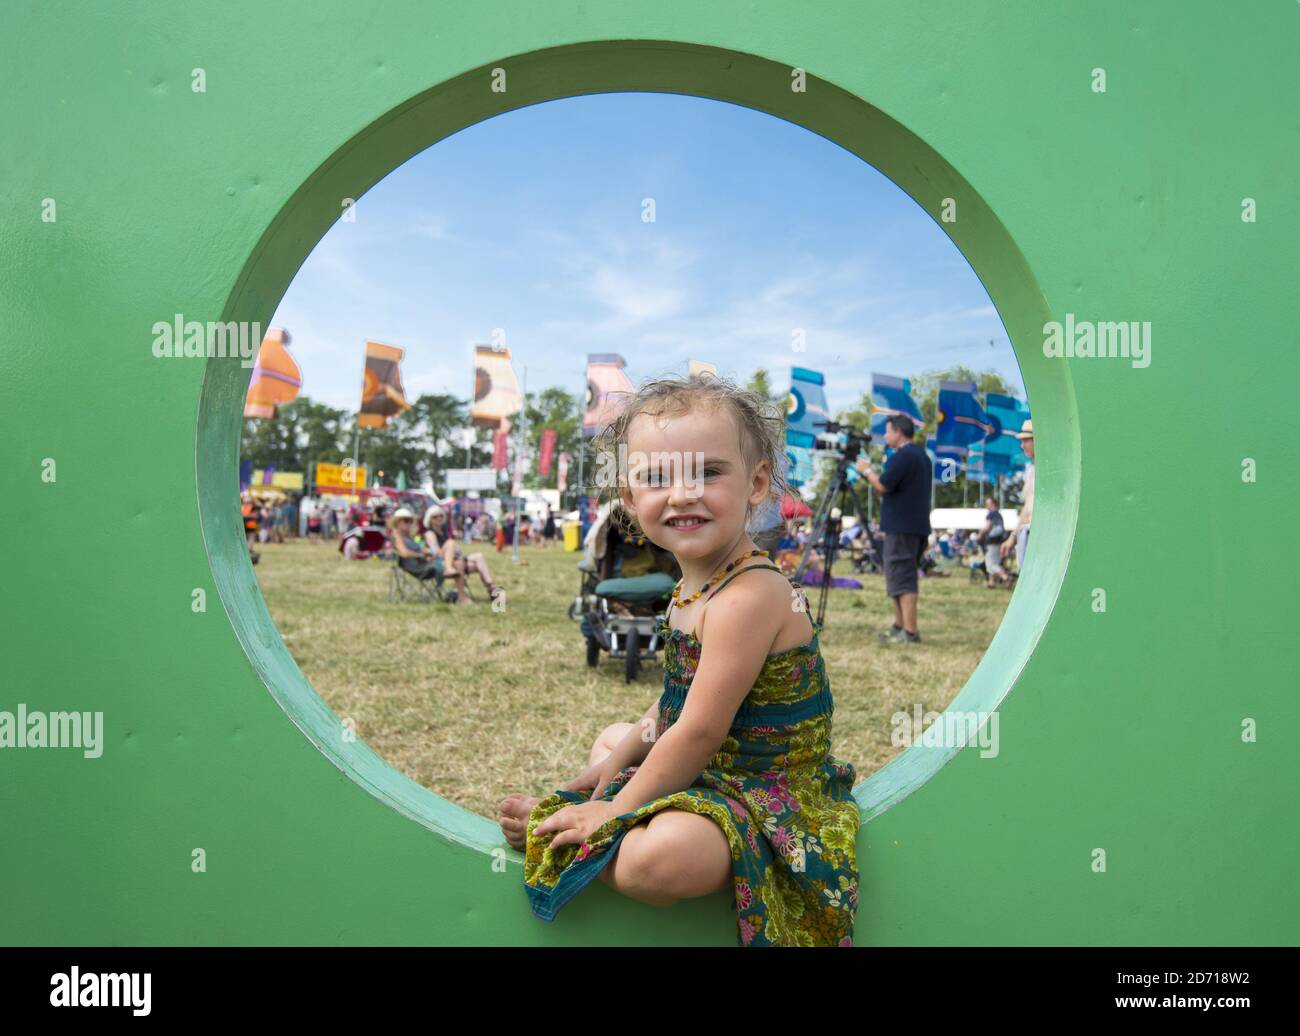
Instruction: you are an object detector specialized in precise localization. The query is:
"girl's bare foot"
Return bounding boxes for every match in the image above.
[498,793,541,850]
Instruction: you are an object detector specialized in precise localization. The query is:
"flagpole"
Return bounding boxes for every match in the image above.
[577,360,585,526]
[512,365,526,565]
[353,342,363,499]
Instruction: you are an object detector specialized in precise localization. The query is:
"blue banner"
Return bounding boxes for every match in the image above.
[937,380,995,451]
[870,372,924,440]
[786,367,832,440]
[926,436,966,484]
[785,368,831,488]
[983,392,1029,471]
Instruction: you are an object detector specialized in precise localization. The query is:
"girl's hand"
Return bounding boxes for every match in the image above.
[532,800,618,849]
[561,760,622,801]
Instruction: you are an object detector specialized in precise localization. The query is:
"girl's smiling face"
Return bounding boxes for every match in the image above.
[621,405,770,562]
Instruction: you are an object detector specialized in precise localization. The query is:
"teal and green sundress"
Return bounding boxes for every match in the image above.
[523,563,860,947]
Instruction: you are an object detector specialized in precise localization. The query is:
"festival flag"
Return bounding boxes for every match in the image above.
[869,373,924,440]
[784,367,831,488]
[786,367,832,440]
[243,327,302,419]
[936,380,995,451]
[926,437,965,484]
[538,428,556,477]
[358,340,411,429]
[983,392,1030,471]
[967,441,1013,481]
[396,470,407,491]
[557,451,569,493]
[584,354,635,438]
[471,345,522,429]
[784,435,815,488]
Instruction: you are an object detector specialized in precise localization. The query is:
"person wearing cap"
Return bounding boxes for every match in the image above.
[390,507,461,600]
[425,504,501,603]
[1001,420,1035,573]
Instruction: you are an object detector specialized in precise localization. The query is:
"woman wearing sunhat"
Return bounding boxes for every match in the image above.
[390,507,461,601]
[424,504,502,603]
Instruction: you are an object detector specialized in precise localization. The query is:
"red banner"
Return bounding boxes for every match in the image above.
[538,428,556,477]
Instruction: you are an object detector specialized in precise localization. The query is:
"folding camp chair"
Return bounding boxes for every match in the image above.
[388,557,445,604]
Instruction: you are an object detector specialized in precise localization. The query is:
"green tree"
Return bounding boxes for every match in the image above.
[746,368,781,407]
[517,386,583,497]
[240,396,348,476]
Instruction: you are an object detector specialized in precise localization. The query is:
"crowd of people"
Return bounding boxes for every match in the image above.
[240,485,567,592]
[765,412,1035,643]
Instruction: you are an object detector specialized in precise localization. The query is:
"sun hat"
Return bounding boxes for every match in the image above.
[1013,419,1034,440]
[391,507,416,522]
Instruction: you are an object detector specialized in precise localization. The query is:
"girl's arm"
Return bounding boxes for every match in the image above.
[607,584,784,814]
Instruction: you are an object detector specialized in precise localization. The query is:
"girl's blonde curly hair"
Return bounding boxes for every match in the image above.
[588,370,788,539]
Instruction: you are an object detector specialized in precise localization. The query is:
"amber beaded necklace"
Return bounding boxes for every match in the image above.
[670,549,770,609]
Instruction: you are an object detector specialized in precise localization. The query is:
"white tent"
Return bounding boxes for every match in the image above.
[930,507,1019,532]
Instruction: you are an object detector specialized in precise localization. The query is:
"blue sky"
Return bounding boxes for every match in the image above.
[270,91,1023,422]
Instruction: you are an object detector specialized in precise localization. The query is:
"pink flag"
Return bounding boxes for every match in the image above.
[538,428,556,477]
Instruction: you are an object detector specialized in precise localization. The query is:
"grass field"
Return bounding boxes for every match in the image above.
[253,538,1010,819]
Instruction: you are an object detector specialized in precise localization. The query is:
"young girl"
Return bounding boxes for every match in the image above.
[500,372,860,947]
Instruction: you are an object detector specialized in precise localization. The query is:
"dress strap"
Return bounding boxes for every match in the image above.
[703,562,818,639]
[703,562,787,601]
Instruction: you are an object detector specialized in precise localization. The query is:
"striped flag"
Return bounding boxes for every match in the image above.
[869,373,924,439]
[358,340,411,429]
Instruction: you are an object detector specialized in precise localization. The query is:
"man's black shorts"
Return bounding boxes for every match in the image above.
[883,532,926,597]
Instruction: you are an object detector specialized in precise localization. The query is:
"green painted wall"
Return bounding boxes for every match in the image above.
[2,1,1295,945]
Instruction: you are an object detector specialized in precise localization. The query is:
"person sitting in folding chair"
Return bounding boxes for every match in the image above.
[390,508,462,603]
[424,504,502,604]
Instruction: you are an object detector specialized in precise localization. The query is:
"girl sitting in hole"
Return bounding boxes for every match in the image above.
[499,371,860,947]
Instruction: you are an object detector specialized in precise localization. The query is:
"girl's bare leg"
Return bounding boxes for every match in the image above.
[597,809,732,905]
[589,722,635,767]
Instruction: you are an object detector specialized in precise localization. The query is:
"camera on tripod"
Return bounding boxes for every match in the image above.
[813,420,872,463]
[791,420,876,629]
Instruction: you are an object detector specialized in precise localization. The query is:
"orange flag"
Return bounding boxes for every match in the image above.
[358,340,411,428]
[243,328,302,419]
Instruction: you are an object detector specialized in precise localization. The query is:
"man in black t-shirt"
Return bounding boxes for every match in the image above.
[855,414,932,643]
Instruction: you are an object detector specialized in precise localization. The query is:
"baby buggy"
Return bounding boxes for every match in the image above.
[570,503,680,682]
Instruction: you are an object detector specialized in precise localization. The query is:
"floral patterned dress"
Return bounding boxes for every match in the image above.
[523,563,860,946]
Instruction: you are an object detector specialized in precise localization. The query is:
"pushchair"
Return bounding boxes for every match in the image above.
[570,503,680,682]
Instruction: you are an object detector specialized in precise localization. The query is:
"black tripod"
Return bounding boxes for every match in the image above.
[794,421,872,629]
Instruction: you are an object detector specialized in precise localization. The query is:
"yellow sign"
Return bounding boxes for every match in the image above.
[316,462,367,491]
[252,469,304,491]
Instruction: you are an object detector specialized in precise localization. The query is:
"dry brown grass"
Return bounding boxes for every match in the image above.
[255,538,1009,818]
